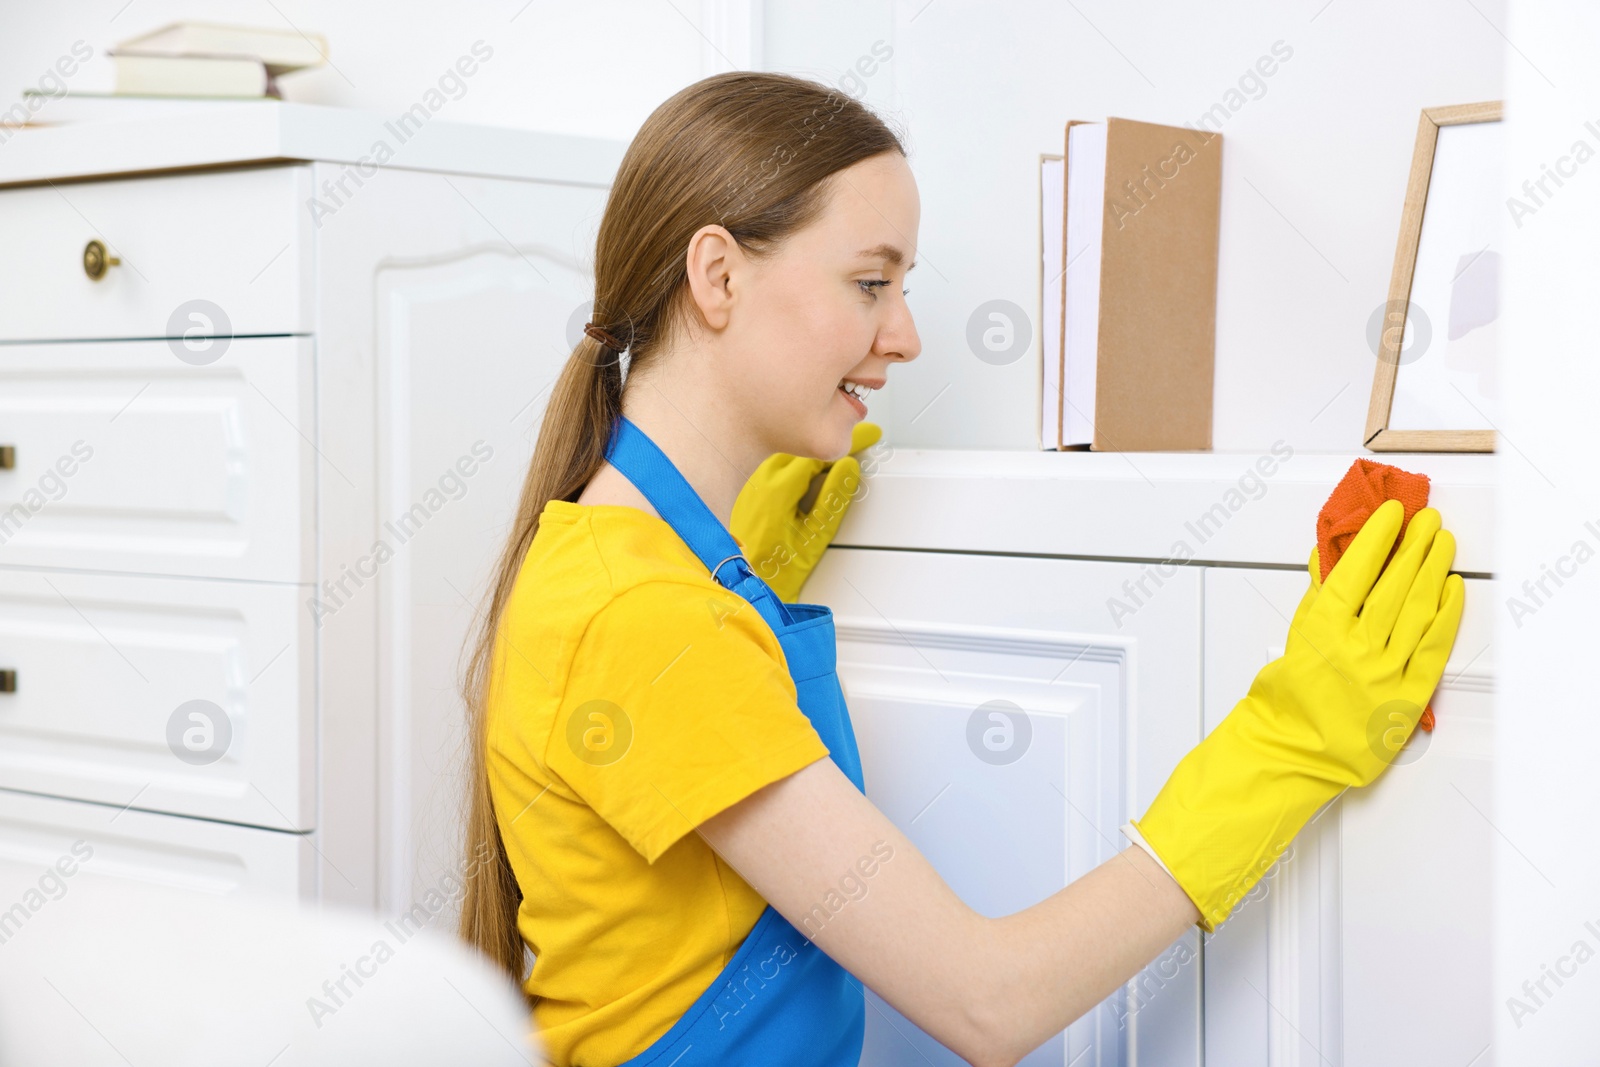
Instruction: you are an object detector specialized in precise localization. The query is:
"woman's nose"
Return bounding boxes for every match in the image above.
[883,300,921,364]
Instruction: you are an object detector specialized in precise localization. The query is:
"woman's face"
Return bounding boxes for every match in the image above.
[709,150,922,462]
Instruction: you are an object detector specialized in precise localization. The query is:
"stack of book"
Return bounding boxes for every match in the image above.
[22,21,327,123]
[1038,117,1223,452]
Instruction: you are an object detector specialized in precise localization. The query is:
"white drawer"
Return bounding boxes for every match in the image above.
[0,336,314,581]
[0,568,315,831]
[0,164,311,342]
[0,786,310,901]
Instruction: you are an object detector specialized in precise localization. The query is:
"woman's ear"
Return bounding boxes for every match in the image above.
[682,223,741,332]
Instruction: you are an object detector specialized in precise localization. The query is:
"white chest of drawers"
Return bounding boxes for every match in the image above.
[0,103,624,909]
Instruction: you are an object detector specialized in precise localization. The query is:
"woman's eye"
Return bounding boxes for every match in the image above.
[857,279,892,298]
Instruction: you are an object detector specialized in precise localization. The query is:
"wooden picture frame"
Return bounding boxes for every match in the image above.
[1364,101,1501,452]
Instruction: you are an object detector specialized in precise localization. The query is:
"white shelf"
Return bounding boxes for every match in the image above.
[839,447,1497,575]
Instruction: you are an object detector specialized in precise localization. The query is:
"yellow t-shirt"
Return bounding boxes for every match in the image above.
[485,499,832,1067]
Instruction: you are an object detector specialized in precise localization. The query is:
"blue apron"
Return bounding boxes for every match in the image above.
[603,413,867,1067]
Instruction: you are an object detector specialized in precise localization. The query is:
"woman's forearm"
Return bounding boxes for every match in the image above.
[967,845,1201,1065]
[699,758,1201,1067]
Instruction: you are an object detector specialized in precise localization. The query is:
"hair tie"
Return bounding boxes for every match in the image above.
[583,321,625,352]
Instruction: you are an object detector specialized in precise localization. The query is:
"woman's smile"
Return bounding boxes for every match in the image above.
[836,376,882,419]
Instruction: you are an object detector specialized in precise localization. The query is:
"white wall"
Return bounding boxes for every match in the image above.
[1498,0,1600,1061]
[0,0,707,141]
[760,0,1508,452]
[1,0,1509,453]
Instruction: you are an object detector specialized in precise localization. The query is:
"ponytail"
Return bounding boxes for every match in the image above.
[455,331,623,980]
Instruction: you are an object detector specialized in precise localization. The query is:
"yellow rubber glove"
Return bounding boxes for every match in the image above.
[730,422,883,602]
[1312,535,1436,733]
[1131,498,1466,931]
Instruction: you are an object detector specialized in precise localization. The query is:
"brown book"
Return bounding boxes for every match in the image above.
[1051,117,1222,451]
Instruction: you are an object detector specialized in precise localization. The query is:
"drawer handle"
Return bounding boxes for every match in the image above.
[0,445,12,469]
[0,670,14,694]
[83,239,121,281]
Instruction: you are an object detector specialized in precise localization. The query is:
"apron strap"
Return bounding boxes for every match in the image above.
[602,414,788,626]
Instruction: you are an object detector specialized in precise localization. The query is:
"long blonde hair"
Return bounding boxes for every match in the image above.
[456,70,906,982]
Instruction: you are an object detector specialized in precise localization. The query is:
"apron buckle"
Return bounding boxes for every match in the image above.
[710,553,745,587]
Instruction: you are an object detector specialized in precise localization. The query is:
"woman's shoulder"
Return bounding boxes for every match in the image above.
[532,498,707,597]
[499,498,762,663]
[486,500,795,781]
[486,499,787,729]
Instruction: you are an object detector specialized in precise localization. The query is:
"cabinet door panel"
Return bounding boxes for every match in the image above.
[374,236,597,910]
[1201,567,1495,1066]
[806,548,1203,1067]
[310,164,609,909]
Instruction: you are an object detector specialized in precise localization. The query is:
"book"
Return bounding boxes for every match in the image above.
[114,21,328,76]
[1045,117,1222,451]
[1063,122,1107,448]
[112,53,270,97]
[1038,153,1064,451]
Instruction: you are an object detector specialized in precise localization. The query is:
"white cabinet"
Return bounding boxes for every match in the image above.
[808,547,1204,1067]
[0,105,623,910]
[1200,567,1497,1067]
[831,451,1495,1065]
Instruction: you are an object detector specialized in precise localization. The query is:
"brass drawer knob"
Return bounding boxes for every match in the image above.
[0,670,14,693]
[0,445,12,469]
[83,239,121,281]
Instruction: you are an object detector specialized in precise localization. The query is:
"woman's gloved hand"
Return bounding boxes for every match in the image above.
[730,422,883,602]
[1130,498,1465,931]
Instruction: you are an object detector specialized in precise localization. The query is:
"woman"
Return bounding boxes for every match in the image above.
[457,71,1464,1067]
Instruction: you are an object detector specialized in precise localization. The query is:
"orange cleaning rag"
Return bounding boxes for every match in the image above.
[1315,457,1437,732]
